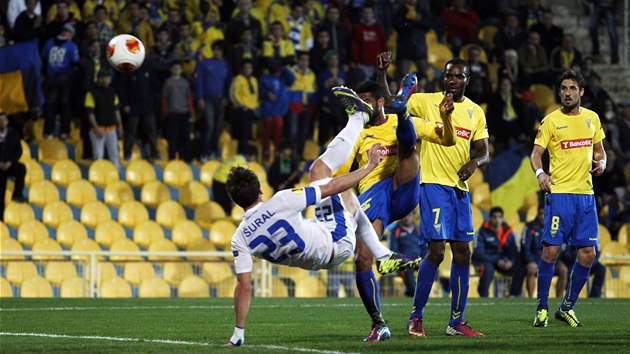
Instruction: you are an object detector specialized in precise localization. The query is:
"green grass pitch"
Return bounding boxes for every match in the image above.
[1,297,629,353]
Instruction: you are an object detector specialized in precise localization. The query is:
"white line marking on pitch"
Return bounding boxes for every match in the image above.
[0,332,360,354]
[1,301,626,312]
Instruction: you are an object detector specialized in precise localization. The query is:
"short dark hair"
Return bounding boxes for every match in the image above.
[227,166,260,208]
[355,80,387,101]
[445,57,470,76]
[558,68,585,90]
[489,206,504,216]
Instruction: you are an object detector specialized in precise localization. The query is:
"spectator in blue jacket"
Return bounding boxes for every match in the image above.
[385,211,428,297]
[561,244,606,298]
[259,59,295,160]
[521,205,568,298]
[196,40,232,161]
[473,206,519,297]
[42,23,79,139]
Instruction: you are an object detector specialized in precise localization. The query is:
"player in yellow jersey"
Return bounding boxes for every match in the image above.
[376,53,489,337]
[334,77,456,341]
[531,69,606,328]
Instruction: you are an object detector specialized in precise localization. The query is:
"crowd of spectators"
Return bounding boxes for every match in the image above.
[0,0,628,230]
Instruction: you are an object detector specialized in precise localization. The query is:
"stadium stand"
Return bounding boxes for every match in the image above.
[179,181,210,209]
[80,201,112,229]
[123,262,157,286]
[1,277,13,297]
[171,220,203,249]
[17,220,49,248]
[45,262,78,286]
[60,276,87,298]
[117,201,149,230]
[94,220,126,249]
[88,160,119,189]
[155,200,187,229]
[42,200,73,229]
[56,221,88,248]
[140,180,172,209]
[133,220,165,249]
[5,261,38,285]
[28,180,60,208]
[66,180,98,209]
[125,160,157,188]
[178,275,210,298]
[138,277,171,298]
[100,277,132,298]
[20,276,53,298]
[51,159,82,188]
[31,238,63,260]
[104,180,135,209]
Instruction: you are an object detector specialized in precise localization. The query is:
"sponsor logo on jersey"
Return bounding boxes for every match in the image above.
[560,138,592,149]
[455,126,472,140]
[372,144,398,157]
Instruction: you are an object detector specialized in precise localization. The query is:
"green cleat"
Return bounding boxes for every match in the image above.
[555,308,582,327]
[376,252,421,275]
[332,86,373,119]
[534,309,548,327]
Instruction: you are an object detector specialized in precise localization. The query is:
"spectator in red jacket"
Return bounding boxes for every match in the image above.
[443,0,481,56]
[351,5,387,80]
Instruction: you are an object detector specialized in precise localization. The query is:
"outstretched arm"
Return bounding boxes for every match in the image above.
[319,144,384,198]
[230,271,252,346]
[375,51,394,106]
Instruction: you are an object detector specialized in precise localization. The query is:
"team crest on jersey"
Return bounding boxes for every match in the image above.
[291,188,304,194]
[467,109,473,119]
[586,119,592,128]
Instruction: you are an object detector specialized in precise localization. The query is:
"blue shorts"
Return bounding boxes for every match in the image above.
[358,174,420,225]
[542,194,598,247]
[419,184,475,242]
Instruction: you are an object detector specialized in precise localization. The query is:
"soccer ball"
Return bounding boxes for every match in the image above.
[106,34,145,72]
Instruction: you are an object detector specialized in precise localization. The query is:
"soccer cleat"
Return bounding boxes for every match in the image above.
[376,252,421,275]
[445,322,485,337]
[555,308,582,327]
[392,73,418,112]
[534,309,548,327]
[332,86,373,119]
[364,323,391,342]
[408,317,425,337]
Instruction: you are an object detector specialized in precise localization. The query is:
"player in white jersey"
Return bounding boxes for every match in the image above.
[228,88,421,346]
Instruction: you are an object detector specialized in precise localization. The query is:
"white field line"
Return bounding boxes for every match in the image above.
[0,301,627,312]
[0,332,360,354]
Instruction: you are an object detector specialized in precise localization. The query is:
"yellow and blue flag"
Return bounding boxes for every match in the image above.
[488,146,540,215]
[0,40,44,114]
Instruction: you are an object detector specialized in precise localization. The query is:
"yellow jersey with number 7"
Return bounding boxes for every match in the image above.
[534,107,605,194]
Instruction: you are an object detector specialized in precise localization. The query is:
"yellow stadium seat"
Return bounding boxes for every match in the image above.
[163,160,193,188]
[471,182,491,210]
[186,239,216,260]
[80,201,112,229]
[428,43,453,71]
[512,222,525,239]
[60,276,87,298]
[123,262,156,285]
[545,103,561,116]
[19,140,31,162]
[0,221,9,241]
[156,200,186,229]
[194,201,226,229]
[148,239,179,261]
[210,219,236,249]
[302,140,320,161]
[140,180,172,209]
[5,261,37,284]
[95,262,118,285]
[172,220,203,249]
[214,276,237,297]
[522,193,539,212]
[109,239,141,261]
[202,262,233,285]
[617,223,630,245]
[56,220,88,248]
[178,275,209,297]
[295,276,326,297]
[272,277,289,297]
[200,160,221,187]
[66,180,97,208]
[261,182,274,200]
[163,262,193,285]
[88,160,119,188]
[117,201,149,230]
[32,238,63,260]
[70,239,102,261]
[95,220,126,249]
[179,181,210,209]
[599,224,612,247]
[439,243,453,279]
[28,180,60,208]
[156,138,169,161]
[38,139,68,163]
[133,220,165,249]
[459,43,488,63]
[23,159,45,188]
[467,169,484,189]
[104,180,134,208]
[100,277,132,298]
[471,204,484,231]
[1,277,13,297]
[230,205,244,223]
[21,276,53,297]
[18,220,49,249]
[45,261,78,285]
[477,25,498,48]
[51,159,82,188]
[425,29,438,45]
[139,277,171,298]
[247,161,267,184]
[505,212,521,227]
[600,242,627,256]
[530,84,556,112]
[125,160,157,188]
[42,200,74,229]
[4,202,35,229]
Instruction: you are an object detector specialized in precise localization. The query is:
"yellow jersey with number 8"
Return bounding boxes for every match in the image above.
[534,107,605,194]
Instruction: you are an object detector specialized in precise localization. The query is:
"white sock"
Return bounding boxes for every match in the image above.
[319,112,366,171]
[354,202,392,260]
